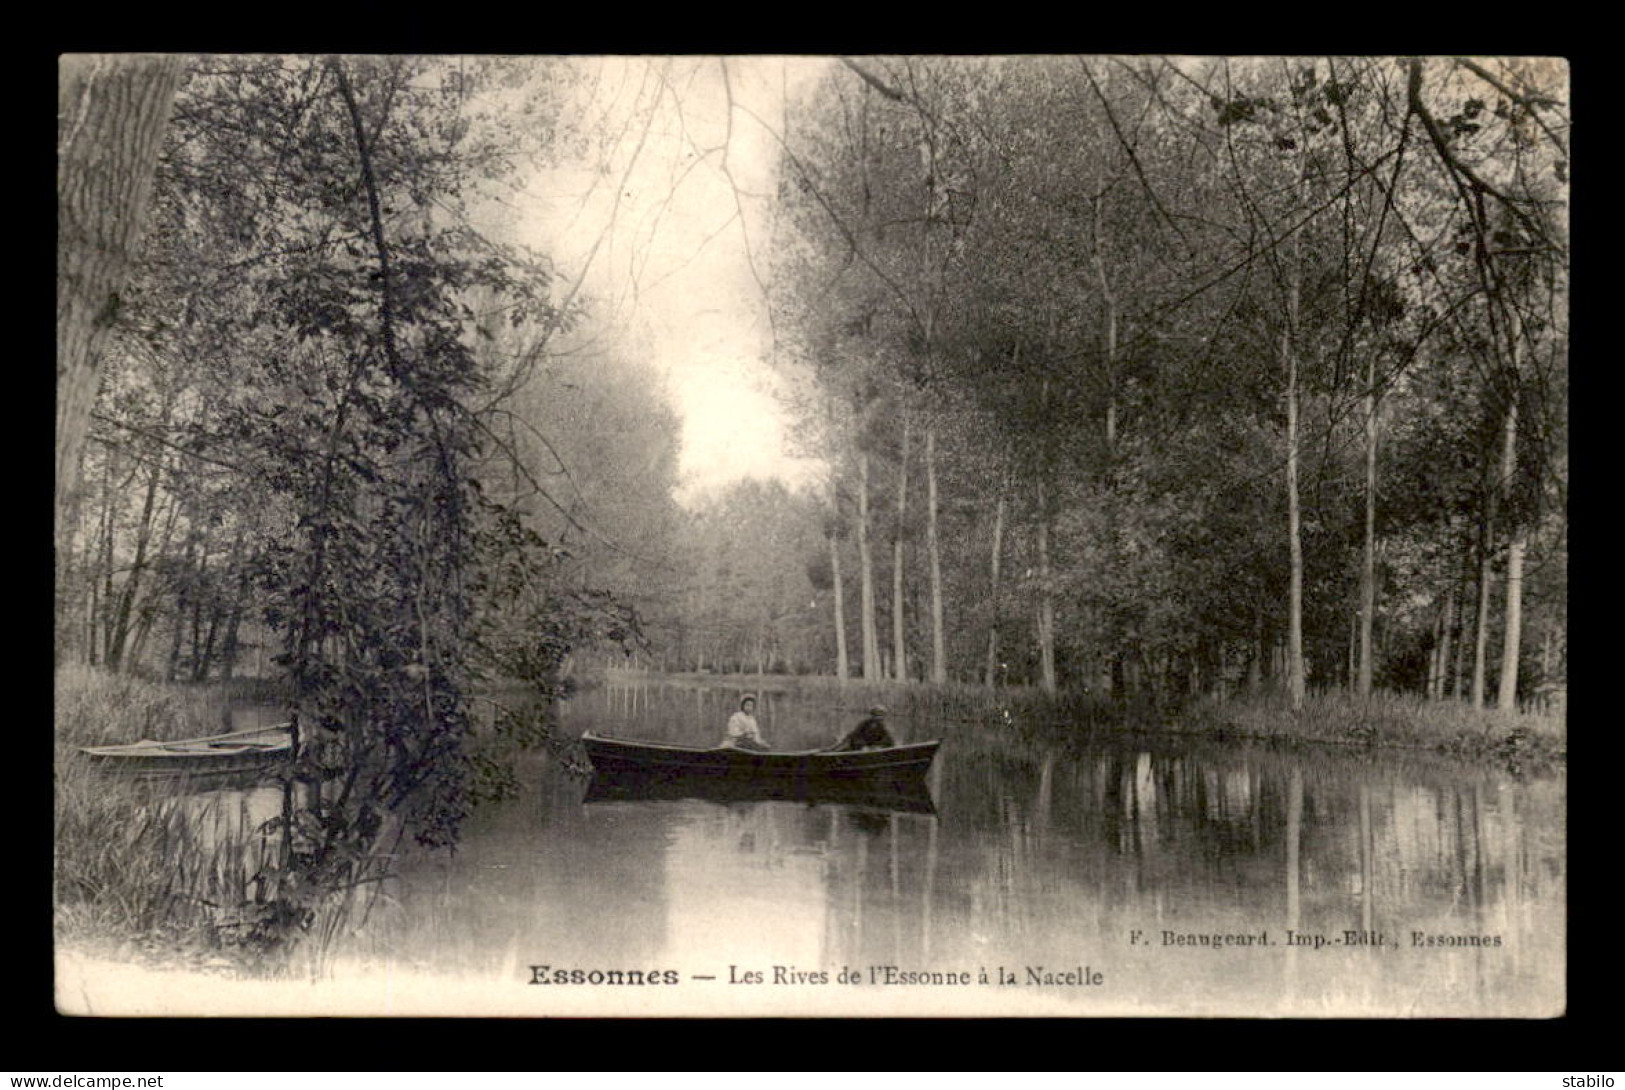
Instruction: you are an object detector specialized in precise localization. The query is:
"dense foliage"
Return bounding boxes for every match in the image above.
[765,57,1566,707]
[57,55,656,948]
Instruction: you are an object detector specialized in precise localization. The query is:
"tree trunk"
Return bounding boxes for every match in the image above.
[1357,352,1379,697]
[1283,259,1306,711]
[1496,398,1525,712]
[1036,479,1056,694]
[1426,604,1444,699]
[1471,528,1494,709]
[56,55,183,595]
[1347,608,1357,690]
[193,524,246,681]
[106,451,165,670]
[1092,197,1119,457]
[87,450,120,666]
[1251,611,1266,691]
[926,426,946,685]
[984,487,1007,689]
[891,416,910,682]
[187,524,215,679]
[1452,554,1472,701]
[195,591,224,682]
[165,527,197,682]
[82,550,98,667]
[1286,768,1303,929]
[219,565,252,681]
[828,499,849,681]
[1434,585,1456,702]
[125,488,183,671]
[857,449,881,680]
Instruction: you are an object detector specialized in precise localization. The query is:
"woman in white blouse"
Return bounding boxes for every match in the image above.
[721,695,769,750]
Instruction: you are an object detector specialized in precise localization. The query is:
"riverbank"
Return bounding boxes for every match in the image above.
[1180,689,1565,770]
[604,668,1566,770]
[52,665,536,973]
[54,664,1563,973]
[53,666,292,969]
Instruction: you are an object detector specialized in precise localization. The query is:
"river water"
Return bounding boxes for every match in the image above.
[230,678,1557,1018]
[108,679,1559,1016]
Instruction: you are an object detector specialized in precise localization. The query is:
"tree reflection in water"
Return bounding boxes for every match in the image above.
[329,681,1562,1016]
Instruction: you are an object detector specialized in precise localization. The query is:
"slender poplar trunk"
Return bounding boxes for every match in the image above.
[857,449,880,680]
[1495,312,1525,711]
[1452,551,1471,701]
[1249,617,1264,692]
[926,426,946,685]
[1033,356,1058,695]
[1357,352,1379,697]
[1036,478,1056,695]
[892,416,910,682]
[1434,585,1456,702]
[1471,516,1494,709]
[1347,608,1357,690]
[1284,253,1306,711]
[828,494,849,680]
[1092,198,1119,456]
[1286,768,1303,929]
[1092,200,1121,701]
[1426,606,1444,699]
[985,488,1007,689]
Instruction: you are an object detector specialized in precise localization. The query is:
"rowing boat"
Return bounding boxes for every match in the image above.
[580,731,940,784]
[80,723,293,778]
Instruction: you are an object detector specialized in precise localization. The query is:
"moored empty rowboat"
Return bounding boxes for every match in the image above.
[580,731,940,784]
[80,723,293,778]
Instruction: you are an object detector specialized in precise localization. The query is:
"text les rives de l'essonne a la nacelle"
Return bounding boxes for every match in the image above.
[526,964,1103,987]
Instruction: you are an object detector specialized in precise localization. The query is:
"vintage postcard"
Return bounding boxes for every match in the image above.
[55,53,1567,1018]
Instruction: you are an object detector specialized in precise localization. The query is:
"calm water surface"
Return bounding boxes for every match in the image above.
[246,682,1563,1016]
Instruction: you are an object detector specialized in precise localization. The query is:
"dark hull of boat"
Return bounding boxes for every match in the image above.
[582,774,937,815]
[581,732,940,784]
[81,724,293,780]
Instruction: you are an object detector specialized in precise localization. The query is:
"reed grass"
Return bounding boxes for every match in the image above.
[53,666,295,969]
[55,666,419,975]
[54,661,288,748]
[1168,687,1564,766]
[53,758,284,966]
[608,667,1566,766]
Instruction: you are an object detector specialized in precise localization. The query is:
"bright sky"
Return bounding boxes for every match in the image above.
[512,56,830,506]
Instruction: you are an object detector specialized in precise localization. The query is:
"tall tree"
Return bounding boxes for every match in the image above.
[57,54,183,600]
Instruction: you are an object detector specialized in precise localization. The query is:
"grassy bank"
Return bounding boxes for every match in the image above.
[54,662,288,748]
[1180,688,1566,769]
[609,668,1566,769]
[54,666,292,970]
[53,666,513,975]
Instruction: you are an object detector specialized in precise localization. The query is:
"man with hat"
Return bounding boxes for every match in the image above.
[830,705,898,751]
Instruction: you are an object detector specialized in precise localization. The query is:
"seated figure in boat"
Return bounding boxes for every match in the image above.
[830,705,897,751]
[721,695,769,751]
